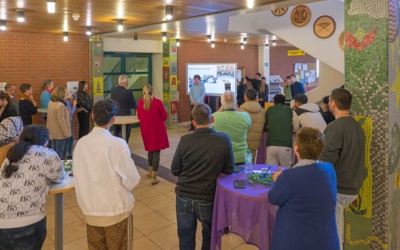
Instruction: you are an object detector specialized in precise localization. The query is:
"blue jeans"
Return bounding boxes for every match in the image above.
[176,195,214,250]
[0,217,46,250]
[52,138,69,159]
[66,133,74,157]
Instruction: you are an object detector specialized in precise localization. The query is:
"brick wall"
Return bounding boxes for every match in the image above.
[177,41,259,123]
[0,32,90,137]
[269,46,316,79]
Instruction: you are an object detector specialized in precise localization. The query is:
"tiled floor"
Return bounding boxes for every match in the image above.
[43,124,258,250]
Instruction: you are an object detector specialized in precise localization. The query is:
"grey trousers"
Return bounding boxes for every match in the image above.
[266,146,292,168]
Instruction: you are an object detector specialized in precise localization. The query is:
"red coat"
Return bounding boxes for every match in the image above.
[137,98,169,152]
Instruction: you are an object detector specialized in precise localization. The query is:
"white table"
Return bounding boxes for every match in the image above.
[37,108,48,114]
[49,172,75,250]
[113,115,140,141]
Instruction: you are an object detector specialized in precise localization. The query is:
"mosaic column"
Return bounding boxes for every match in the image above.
[162,41,178,129]
[344,0,400,249]
[90,36,104,103]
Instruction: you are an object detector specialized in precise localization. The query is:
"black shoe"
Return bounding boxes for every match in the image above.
[66,155,73,160]
[224,226,230,234]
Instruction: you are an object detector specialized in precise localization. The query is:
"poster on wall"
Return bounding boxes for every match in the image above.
[67,81,79,98]
[186,63,237,96]
[0,82,5,92]
[294,63,318,90]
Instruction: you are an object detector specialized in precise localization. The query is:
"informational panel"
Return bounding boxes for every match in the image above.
[294,63,318,90]
[186,63,237,96]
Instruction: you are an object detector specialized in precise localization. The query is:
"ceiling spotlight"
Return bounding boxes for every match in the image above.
[241,43,244,50]
[265,37,269,44]
[86,27,92,36]
[265,44,269,49]
[272,35,277,40]
[207,35,211,42]
[117,19,123,32]
[47,0,56,13]
[162,32,167,42]
[0,20,6,31]
[243,37,247,44]
[176,38,180,47]
[133,34,138,41]
[247,0,254,8]
[272,40,276,46]
[17,10,25,22]
[63,32,68,42]
[211,41,215,48]
[165,5,173,20]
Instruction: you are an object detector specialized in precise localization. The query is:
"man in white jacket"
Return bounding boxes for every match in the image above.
[73,99,141,249]
[292,94,327,133]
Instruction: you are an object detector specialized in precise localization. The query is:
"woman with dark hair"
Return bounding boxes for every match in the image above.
[0,91,18,122]
[47,86,71,159]
[19,83,38,126]
[0,125,65,250]
[76,81,92,138]
[0,117,24,164]
[137,84,169,184]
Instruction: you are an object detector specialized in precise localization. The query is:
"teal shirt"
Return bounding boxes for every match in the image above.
[265,104,292,148]
[213,110,251,163]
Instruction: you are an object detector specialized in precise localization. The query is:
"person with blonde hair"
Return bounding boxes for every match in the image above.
[46,86,71,159]
[137,84,169,184]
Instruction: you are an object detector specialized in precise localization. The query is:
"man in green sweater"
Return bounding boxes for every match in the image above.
[213,90,251,164]
[320,88,365,250]
[265,94,293,168]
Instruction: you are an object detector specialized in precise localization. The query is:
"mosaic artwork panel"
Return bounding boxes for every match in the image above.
[344,0,389,249]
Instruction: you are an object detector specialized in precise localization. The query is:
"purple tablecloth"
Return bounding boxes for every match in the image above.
[255,132,267,164]
[211,164,280,250]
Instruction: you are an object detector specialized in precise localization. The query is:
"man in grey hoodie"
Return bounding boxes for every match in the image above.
[292,94,327,133]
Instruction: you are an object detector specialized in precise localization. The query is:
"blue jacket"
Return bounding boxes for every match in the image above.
[268,162,339,250]
[290,81,305,99]
[40,90,51,117]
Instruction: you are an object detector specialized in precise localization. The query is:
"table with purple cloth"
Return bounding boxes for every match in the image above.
[211,164,281,250]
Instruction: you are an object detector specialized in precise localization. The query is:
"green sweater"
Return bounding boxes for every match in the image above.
[320,116,365,195]
[213,110,251,163]
[265,104,292,148]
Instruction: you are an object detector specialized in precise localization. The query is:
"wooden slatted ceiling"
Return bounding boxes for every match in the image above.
[0,0,315,44]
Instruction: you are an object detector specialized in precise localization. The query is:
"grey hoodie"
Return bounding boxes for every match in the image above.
[292,103,327,133]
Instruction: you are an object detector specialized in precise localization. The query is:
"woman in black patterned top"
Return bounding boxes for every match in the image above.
[0,125,65,250]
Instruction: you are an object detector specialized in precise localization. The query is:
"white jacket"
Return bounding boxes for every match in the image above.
[292,103,327,133]
[73,127,141,217]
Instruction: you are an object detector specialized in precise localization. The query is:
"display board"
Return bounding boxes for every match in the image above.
[186,63,237,96]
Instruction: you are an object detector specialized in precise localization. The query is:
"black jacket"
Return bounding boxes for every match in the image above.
[171,128,234,201]
[0,103,18,123]
[19,99,37,126]
[110,85,137,115]
[77,92,92,112]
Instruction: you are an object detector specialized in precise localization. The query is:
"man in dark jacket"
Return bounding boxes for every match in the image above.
[290,74,305,99]
[110,75,137,143]
[171,103,234,250]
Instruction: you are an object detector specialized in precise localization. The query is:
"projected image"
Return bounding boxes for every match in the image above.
[187,63,237,96]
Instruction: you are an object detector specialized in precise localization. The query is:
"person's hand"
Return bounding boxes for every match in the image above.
[72,99,78,106]
[193,101,197,105]
[272,167,283,182]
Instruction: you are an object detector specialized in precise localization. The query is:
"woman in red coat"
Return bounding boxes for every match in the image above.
[137,84,169,184]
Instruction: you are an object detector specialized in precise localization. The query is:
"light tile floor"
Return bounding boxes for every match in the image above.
[43,124,258,250]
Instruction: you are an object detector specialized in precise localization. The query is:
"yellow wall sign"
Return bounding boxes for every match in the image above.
[163,93,170,103]
[288,50,306,56]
